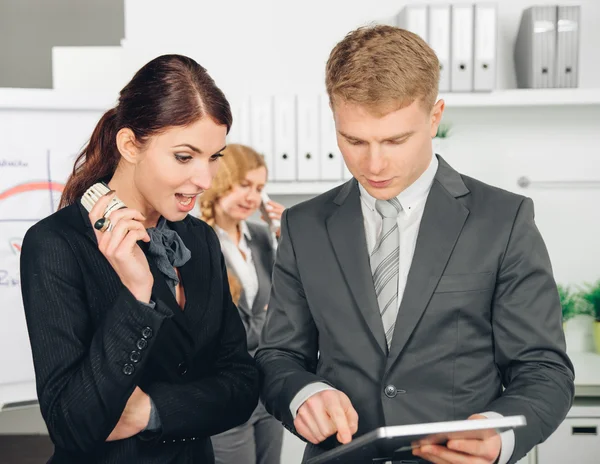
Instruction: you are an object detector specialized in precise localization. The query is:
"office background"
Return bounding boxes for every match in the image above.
[1,0,599,463]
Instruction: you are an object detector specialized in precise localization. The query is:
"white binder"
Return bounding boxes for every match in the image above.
[227,96,251,146]
[450,4,474,92]
[473,4,497,92]
[318,95,343,181]
[514,6,557,88]
[273,95,297,181]
[250,96,274,172]
[556,5,580,88]
[396,5,428,40]
[296,95,320,181]
[428,5,451,93]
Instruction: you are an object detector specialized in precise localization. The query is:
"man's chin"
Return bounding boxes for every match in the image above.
[360,179,402,200]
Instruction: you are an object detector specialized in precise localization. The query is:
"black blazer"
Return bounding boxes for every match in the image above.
[20,201,259,464]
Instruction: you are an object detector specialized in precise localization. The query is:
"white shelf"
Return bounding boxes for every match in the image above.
[2,87,600,112]
[267,181,344,195]
[569,352,600,397]
[0,88,116,111]
[0,381,38,411]
[439,88,600,108]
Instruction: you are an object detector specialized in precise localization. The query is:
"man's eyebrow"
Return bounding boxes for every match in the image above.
[339,131,364,141]
[338,130,415,142]
[381,131,415,141]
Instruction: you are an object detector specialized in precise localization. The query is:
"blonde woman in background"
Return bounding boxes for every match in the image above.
[201,144,285,464]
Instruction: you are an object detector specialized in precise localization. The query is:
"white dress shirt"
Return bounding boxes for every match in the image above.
[215,221,259,309]
[288,155,514,464]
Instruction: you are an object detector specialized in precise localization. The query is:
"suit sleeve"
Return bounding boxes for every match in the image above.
[485,197,575,463]
[255,209,334,433]
[144,249,259,439]
[20,225,172,453]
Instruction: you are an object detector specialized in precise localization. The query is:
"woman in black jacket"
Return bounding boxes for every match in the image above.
[20,54,259,464]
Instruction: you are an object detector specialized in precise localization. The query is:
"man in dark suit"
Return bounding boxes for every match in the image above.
[255,25,574,464]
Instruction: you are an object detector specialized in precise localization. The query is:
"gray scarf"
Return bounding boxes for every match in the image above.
[146,217,191,295]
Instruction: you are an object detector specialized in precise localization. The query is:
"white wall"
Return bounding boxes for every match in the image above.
[121,0,600,97]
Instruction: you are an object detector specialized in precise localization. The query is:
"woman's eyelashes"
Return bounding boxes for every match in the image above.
[174,152,223,163]
[174,153,193,163]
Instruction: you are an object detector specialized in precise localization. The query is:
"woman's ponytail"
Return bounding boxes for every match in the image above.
[59,108,120,208]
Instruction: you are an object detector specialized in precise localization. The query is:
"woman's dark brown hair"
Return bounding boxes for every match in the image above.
[59,54,232,208]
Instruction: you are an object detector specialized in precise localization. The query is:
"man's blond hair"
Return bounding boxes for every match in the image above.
[325,25,440,114]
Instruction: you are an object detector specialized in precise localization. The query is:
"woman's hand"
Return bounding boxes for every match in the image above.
[261,200,285,238]
[106,387,152,441]
[89,192,153,302]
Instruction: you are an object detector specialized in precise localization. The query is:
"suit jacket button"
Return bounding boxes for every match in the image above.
[178,362,188,376]
[384,385,397,398]
[136,338,148,350]
[142,327,153,339]
[123,363,135,376]
[129,350,141,363]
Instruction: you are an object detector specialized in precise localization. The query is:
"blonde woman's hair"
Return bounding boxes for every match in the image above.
[325,25,440,114]
[200,143,267,305]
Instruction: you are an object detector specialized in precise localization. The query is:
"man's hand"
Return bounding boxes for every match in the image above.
[106,387,152,441]
[294,389,359,445]
[413,414,502,464]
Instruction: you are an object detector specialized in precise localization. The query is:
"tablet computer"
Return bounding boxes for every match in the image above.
[306,415,526,464]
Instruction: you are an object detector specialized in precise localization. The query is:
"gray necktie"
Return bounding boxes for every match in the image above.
[370,198,402,351]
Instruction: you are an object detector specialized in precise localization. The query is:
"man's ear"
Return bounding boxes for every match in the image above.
[116,128,141,164]
[430,99,445,138]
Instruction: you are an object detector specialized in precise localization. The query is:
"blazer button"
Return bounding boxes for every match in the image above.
[384,385,397,398]
[136,338,148,350]
[129,350,141,363]
[178,361,188,376]
[142,327,153,339]
[123,363,135,376]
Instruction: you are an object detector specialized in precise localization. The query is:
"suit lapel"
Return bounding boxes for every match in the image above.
[247,227,273,314]
[327,180,388,356]
[386,157,470,369]
[248,223,273,314]
[169,218,212,332]
[226,225,273,316]
[75,200,100,245]
[221,252,252,318]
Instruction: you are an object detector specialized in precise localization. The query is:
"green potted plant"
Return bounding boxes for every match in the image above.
[557,284,579,326]
[558,283,595,352]
[433,122,452,154]
[435,123,452,138]
[581,280,600,353]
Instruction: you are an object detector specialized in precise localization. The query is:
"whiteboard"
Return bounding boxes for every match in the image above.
[0,106,105,409]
